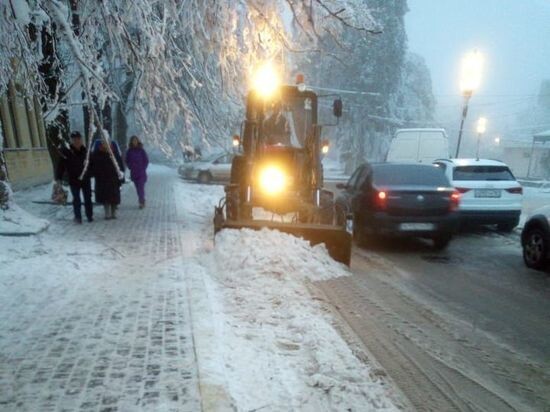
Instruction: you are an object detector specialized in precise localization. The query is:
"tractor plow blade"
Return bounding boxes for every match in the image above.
[216,219,352,265]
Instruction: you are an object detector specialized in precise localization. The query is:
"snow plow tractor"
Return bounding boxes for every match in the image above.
[213,67,352,265]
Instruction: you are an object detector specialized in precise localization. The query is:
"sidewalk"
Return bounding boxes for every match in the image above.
[1,165,403,412]
[0,166,203,411]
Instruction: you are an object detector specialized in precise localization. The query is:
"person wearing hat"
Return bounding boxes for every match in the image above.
[55,131,93,223]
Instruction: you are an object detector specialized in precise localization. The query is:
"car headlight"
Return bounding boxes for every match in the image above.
[258,165,286,195]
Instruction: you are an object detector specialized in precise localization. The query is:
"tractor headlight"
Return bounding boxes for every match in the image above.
[252,62,280,99]
[258,165,286,195]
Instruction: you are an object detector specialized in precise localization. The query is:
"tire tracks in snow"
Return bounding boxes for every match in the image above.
[316,247,548,412]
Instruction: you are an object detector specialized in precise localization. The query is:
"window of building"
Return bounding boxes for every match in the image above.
[25,98,41,148]
[1,116,8,149]
[7,94,22,148]
[0,94,21,149]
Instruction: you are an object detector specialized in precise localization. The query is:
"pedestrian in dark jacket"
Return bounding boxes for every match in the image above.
[125,135,149,209]
[55,131,93,223]
[90,140,125,219]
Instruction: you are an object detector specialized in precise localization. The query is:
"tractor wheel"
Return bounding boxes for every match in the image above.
[230,155,251,220]
[226,187,239,221]
[320,193,334,225]
[230,155,246,184]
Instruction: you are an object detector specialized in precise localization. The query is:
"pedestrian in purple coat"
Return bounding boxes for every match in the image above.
[125,136,149,209]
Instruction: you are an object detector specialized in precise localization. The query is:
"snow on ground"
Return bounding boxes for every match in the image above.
[1,165,400,411]
[191,230,397,411]
[0,199,49,235]
[174,174,400,411]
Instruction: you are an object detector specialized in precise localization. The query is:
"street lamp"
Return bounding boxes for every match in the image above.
[476,117,487,159]
[456,50,483,157]
[494,136,500,145]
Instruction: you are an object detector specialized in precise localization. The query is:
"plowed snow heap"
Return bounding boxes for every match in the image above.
[214,63,352,265]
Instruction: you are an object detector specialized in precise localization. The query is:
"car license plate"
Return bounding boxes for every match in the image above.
[475,189,501,198]
[399,223,435,231]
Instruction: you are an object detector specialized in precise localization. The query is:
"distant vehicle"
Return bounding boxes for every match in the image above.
[178,152,234,183]
[386,128,450,164]
[522,206,550,270]
[433,158,523,232]
[335,163,460,249]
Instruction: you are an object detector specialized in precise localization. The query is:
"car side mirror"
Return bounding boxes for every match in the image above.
[333,98,343,118]
[336,182,348,189]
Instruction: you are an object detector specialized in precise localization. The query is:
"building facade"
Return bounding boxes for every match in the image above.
[0,81,53,190]
[501,142,550,179]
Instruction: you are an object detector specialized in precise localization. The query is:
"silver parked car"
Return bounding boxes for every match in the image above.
[178,152,234,183]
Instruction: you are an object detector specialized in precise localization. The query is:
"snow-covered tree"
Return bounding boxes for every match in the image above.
[396,52,435,125]
[0,0,379,208]
[292,0,435,172]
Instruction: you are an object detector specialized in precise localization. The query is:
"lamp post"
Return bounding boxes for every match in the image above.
[456,50,483,157]
[476,117,487,159]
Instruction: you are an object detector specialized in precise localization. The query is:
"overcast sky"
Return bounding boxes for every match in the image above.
[405,0,550,142]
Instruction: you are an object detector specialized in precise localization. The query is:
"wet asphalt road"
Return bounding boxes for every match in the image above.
[317,228,550,411]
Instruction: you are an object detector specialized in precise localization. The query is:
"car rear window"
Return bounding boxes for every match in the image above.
[373,165,449,186]
[453,166,515,181]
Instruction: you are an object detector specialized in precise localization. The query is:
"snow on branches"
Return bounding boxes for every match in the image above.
[1,0,379,154]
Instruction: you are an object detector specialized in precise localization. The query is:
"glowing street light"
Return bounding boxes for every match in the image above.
[460,50,484,95]
[476,116,487,159]
[476,116,487,134]
[494,136,501,145]
[456,49,484,157]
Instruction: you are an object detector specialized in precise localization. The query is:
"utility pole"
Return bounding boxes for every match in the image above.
[456,49,483,158]
[456,91,472,157]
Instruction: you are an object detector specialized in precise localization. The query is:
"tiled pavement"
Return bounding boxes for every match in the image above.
[0,168,202,411]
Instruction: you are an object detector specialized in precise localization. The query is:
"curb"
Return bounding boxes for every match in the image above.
[0,222,50,237]
[185,263,235,412]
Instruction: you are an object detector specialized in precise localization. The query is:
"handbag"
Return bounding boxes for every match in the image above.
[51,181,68,205]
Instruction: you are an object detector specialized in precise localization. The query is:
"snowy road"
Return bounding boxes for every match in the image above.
[317,230,550,411]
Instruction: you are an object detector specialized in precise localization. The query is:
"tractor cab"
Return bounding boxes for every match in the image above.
[214,64,351,265]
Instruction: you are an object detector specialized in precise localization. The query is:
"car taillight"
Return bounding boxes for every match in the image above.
[455,187,471,194]
[450,190,460,211]
[375,191,387,210]
[505,187,523,194]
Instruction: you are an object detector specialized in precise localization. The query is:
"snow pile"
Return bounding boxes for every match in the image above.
[213,228,348,282]
[0,202,49,236]
[188,228,398,411]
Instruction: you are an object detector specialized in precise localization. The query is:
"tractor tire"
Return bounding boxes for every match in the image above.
[226,187,239,221]
[230,155,246,184]
[320,192,334,225]
[230,155,252,220]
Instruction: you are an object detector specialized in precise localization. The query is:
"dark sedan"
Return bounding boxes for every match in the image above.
[335,163,460,249]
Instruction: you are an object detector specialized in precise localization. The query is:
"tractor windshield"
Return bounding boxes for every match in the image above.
[262,95,313,148]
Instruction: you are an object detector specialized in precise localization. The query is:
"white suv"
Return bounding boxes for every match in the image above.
[433,159,523,232]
